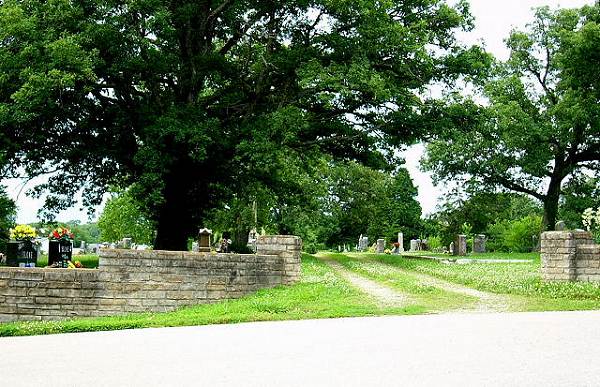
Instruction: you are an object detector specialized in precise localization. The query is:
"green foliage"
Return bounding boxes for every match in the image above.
[98,190,154,244]
[322,161,422,247]
[487,215,543,253]
[504,215,543,253]
[0,186,16,253]
[428,191,542,246]
[427,236,443,251]
[424,4,600,230]
[0,0,487,250]
[559,177,600,229]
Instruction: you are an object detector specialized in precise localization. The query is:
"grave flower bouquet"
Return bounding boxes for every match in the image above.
[9,224,37,241]
[48,227,74,241]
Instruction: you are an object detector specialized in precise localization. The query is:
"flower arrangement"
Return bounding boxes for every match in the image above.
[48,227,74,241]
[9,224,37,241]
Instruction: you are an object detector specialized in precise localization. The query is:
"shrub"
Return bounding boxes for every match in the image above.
[486,221,509,251]
[427,236,443,251]
[303,242,326,254]
[503,215,543,253]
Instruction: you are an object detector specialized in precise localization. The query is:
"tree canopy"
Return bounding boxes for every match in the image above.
[423,4,600,231]
[98,190,154,244]
[0,0,487,249]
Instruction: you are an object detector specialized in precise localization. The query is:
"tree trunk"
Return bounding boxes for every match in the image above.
[542,178,562,231]
[153,170,195,251]
[154,207,191,251]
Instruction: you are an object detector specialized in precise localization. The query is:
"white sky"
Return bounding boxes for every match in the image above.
[2,0,595,223]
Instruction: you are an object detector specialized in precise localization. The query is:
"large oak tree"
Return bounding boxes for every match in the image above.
[1,0,485,249]
[424,5,600,231]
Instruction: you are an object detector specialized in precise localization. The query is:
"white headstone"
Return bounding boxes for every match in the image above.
[376,239,385,254]
[397,233,404,252]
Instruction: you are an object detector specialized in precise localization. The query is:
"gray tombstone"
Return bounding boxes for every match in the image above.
[80,240,86,251]
[376,239,385,254]
[555,221,566,231]
[409,239,418,252]
[453,235,467,256]
[473,235,487,253]
[360,236,369,252]
[192,242,199,252]
[122,238,133,249]
[449,242,454,254]
[397,233,404,253]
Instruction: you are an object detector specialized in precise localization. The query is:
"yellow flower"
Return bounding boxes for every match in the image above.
[10,224,37,240]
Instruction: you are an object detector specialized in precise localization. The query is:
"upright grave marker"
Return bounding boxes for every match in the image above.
[198,228,212,252]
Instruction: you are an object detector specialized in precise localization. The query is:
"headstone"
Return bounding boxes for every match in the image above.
[555,221,566,231]
[48,239,72,267]
[122,238,133,249]
[376,239,385,254]
[449,242,454,253]
[410,239,419,252]
[473,235,487,253]
[453,235,467,256]
[397,233,404,253]
[198,228,212,252]
[6,240,38,267]
[80,240,86,251]
[420,239,428,251]
[358,236,369,252]
[192,242,199,252]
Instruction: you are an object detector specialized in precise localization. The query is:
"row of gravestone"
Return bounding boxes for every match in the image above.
[449,235,487,256]
[356,233,488,255]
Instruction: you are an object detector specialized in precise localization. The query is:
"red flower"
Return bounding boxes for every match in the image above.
[53,231,60,238]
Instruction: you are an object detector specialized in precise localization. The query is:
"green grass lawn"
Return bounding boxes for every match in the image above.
[365,253,600,311]
[0,255,422,337]
[35,254,100,268]
[402,251,539,261]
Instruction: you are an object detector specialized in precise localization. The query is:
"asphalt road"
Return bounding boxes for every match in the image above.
[3,311,600,386]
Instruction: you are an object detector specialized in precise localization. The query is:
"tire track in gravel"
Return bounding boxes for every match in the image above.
[359,258,511,313]
[318,256,410,308]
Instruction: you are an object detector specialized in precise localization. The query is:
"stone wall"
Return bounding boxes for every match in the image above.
[0,235,302,322]
[541,231,599,282]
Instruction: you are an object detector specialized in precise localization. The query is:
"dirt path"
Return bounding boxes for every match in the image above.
[319,257,409,308]
[407,271,511,313]
[364,260,510,313]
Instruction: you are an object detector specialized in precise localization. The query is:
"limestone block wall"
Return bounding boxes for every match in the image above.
[541,231,599,281]
[256,235,302,285]
[0,235,302,322]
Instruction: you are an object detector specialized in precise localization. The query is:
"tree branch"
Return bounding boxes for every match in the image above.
[209,0,234,20]
[489,174,545,200]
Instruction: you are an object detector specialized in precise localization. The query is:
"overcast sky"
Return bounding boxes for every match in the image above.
[3,0,596,224]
